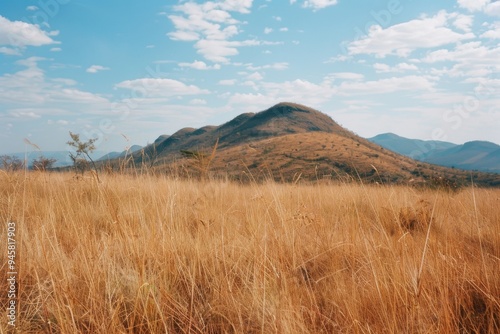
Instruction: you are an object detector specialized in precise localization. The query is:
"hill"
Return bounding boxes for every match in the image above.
[369,134,500,174]
[368,133,457,160]
[103,102,500,187]
[98,145,143,161]
[425,141,500,173]
[148,102,347,155]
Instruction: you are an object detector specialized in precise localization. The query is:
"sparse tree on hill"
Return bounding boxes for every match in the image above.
[67,132,100,182]
[32,156,57,171]
[0,155,24,171]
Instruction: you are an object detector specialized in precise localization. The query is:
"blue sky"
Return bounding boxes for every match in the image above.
[1,0,500,155]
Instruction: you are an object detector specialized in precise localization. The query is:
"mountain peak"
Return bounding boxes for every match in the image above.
[462,140,499,151]
[265,102,322,116]
[245,102,343,134]
[370,133,403,140]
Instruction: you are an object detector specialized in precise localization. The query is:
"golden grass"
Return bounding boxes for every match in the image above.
[1,171,499,333]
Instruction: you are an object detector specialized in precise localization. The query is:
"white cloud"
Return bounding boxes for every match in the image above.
[26,6,39,11]
[457,0,489,12]
[457,0,500,17]
[167,1,264,63]
[373,62,419,73]
[227,79,336,109]
[348,11,474,57]
[421,41,500,79]
[219,0,254,14]
[279,27,289,32]
[480,22,500,39]
[168,30,200,42]
[292,0,338,10]
[337,75,436,95]
[262,79,335,103]
[227,93,274,110]
[247,72,264,81]
[86,65,110,73]
[0,57,109,107]
[246,62,289,71]
[452,14,473,32]
[485,1,500,16]
[56,89,109,103]
[10,110,41,119]
[179,60,221,70]
[0,46,21,55]
[373,63,391,73]
[115,78,209,97]
[242,80,259,90]
[194,39,239,62]
[422,41,500,65]
[0,15,58,47]
[52,78,78,86]
[229,75,433,110]
[264,27,273,34]
[194,38,261,63]
[325,72,365,81]
[219,79,237,85]
[50,47,62,52]
[189,98,207,105]
[324,54,350,63]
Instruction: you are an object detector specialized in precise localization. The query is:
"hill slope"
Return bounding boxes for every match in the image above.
[106,102,500,186]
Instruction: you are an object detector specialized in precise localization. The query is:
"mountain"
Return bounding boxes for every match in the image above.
[425,141,500,173]
[104,102,500,187]
[369,134,500,174]
[1,150,108,168]
[149,102,347,155]
[98,145,143,161]
[368,133,457,160]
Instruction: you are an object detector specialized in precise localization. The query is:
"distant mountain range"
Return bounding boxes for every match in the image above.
[1,151,108,168]
[1,146,144,169]
[368,133,500,173]
[97,145,143,161]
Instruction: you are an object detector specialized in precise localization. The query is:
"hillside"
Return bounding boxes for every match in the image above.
[102,102,500,187]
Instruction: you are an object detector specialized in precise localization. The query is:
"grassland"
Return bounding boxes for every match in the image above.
[1,171,499,333]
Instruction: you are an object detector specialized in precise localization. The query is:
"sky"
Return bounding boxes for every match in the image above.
[1,0,500,155]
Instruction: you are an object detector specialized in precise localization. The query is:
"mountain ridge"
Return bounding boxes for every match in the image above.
[369,133,500,173]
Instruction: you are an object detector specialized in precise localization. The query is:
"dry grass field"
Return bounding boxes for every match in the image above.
[1,171,499,333]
